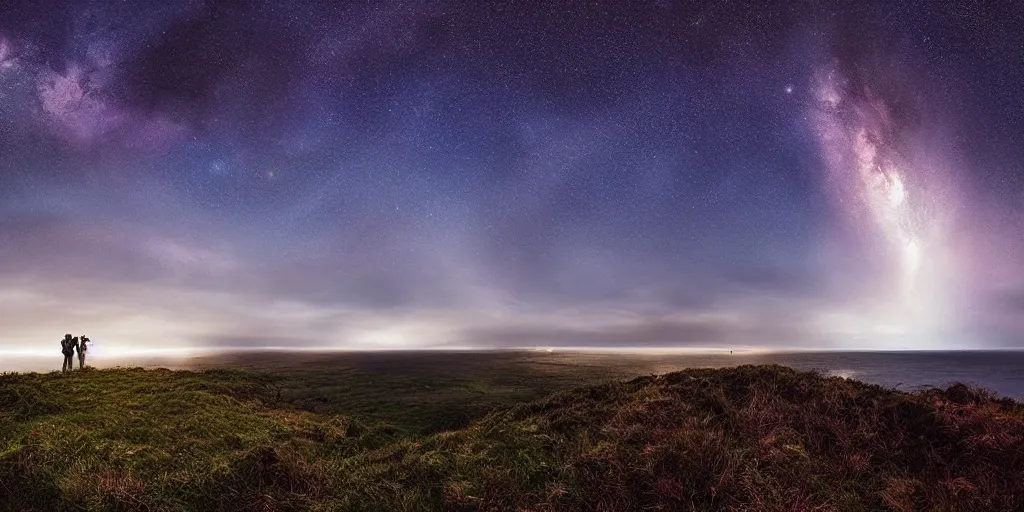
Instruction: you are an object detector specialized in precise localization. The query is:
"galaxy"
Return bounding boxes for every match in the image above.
[1,0,1023,355]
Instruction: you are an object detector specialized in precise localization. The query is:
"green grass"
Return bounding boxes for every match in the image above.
[2,354,1023,511]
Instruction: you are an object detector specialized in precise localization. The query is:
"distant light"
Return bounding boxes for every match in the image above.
[888,173,906,206]
[785,85,794,94]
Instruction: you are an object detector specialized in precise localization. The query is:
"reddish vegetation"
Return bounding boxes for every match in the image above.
[2,365,1023,510]
[422,366,1024,511]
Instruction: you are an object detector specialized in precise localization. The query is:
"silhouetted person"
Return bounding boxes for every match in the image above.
[77,335,90,369]
[70,336,80,369]
[61,334,75,372]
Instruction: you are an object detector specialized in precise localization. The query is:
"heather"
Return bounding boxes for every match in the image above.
[2,359,1022,511]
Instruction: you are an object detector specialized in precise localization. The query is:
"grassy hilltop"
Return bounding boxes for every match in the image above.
[2,355,1023,511]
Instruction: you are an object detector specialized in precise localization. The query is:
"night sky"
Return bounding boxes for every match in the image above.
[2,0,1023,355]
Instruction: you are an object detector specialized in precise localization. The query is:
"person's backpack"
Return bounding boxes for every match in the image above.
[61,335,73,355]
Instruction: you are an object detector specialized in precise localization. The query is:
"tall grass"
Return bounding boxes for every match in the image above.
[1,364,1022,511]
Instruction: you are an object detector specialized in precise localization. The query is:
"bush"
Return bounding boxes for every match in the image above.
[2,364,1023,511]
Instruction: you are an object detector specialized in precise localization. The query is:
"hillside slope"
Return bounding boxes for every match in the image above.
[2,365,1023,511]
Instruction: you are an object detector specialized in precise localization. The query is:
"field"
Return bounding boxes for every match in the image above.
[2,351,1023,511]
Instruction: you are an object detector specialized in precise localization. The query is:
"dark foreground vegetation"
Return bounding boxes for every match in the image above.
[2,359,1023,511]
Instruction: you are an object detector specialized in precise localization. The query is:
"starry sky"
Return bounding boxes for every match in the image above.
[2,0,1023,355]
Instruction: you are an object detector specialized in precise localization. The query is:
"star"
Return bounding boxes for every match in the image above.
[0,0,1021,355]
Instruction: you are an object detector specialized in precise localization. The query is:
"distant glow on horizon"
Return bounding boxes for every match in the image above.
[530,346,776,355]
[0,346,206,359]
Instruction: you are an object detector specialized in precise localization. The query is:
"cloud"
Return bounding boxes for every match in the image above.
[0,277,465,353]
[458,317,728,348]
[453,301,820,349]
[0,265,821,354]
[143,235,240,275]
[0,207,243,287]
[1000,290,1024,313]
[723,266,818,298]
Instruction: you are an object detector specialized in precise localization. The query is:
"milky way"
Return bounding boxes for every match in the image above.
[809,61,961,347]
[1,1,1023,356]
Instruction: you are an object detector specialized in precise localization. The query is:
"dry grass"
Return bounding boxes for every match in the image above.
[2,364,1022,510]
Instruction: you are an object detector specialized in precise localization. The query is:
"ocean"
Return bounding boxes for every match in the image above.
[720,350,1024,399]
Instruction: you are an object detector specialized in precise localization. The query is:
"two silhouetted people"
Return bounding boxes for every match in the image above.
[60,333,90,372]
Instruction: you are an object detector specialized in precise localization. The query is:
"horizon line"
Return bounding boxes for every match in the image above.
[2,345,1024,359]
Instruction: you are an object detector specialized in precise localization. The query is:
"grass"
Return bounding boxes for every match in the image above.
[2,353,1023,511]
